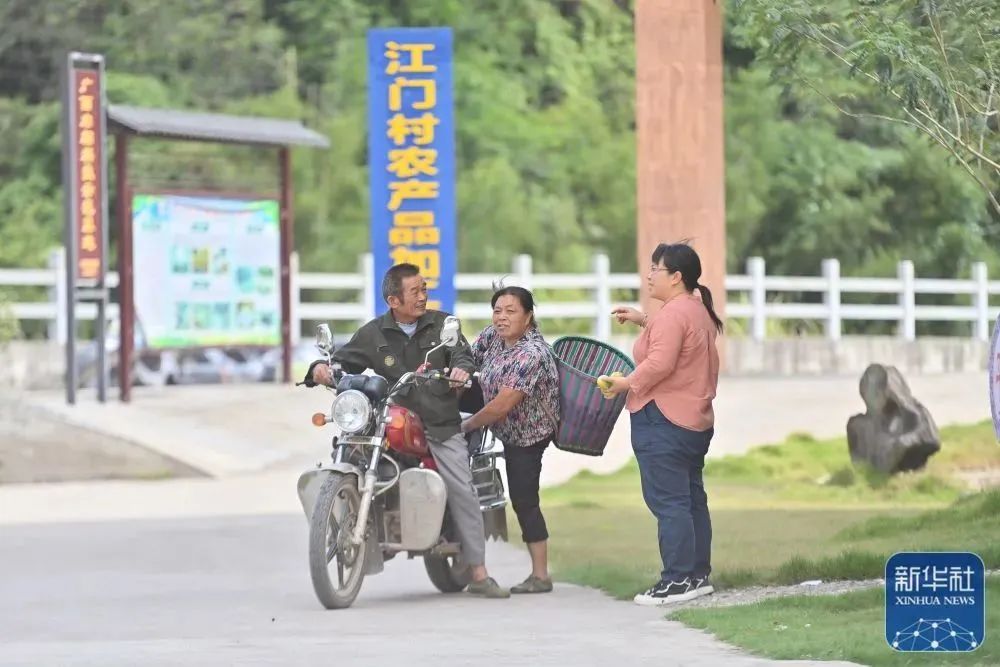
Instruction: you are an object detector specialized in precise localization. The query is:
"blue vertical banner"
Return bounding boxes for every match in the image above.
[367,27,456,315]
[886,552,986,653]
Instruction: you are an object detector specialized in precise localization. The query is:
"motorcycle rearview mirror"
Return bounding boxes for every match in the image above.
[421,317,462,368]
[315,324,334,358]
[441,316,461,348]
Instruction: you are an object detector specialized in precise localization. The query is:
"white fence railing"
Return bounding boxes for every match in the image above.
[3,249,998,345]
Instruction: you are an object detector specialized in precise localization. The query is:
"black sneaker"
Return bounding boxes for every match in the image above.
[633,578,700,606]
[692,575,715,597]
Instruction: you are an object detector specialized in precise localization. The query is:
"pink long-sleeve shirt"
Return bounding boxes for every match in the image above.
[626,293,720,431]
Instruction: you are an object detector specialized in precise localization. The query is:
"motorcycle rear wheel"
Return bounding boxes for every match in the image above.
[423,516,471,593]
[308,473,367,609]
[423,552,471,593]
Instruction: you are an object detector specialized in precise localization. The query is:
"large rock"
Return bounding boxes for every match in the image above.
[846,364,941,474]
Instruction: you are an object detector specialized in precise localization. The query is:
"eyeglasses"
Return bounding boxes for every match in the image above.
[648,265,671,274]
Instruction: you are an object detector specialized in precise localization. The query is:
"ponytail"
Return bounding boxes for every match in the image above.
[696,283,724,333]
[653,242,724,333]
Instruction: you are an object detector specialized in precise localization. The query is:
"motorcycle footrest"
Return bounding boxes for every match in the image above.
[480,499,507,511]
[429,541,461,556]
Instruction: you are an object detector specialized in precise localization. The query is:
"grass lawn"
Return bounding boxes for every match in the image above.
[674,576,999,667]
[532,420,1000,598]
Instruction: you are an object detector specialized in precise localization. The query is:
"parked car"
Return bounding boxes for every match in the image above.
[76,334,353,389]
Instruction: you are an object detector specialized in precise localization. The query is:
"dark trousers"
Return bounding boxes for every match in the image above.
[630,401,713,583]
[503,439,549,544]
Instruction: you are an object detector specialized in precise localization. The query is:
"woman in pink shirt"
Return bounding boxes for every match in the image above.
[601,242,722,606]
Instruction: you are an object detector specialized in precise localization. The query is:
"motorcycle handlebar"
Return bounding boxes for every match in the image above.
[384,368,476,401]
[296,361,344,389]
[299,366,476,395]
[416,369,479,388]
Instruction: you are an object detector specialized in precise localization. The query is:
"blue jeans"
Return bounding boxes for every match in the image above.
[630,401,713,583]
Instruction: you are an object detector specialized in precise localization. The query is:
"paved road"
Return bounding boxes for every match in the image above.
[22,370,993,486]
[0,513,860,666]
[3,370,988,665]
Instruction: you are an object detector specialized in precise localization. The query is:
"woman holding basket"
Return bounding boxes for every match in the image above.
[599,242,723,606]
[461,285,560,594]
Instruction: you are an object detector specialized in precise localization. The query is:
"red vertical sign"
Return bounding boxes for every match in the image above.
[73,67,104,285]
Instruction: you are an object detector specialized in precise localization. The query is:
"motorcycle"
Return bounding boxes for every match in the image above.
[296,317,508,609]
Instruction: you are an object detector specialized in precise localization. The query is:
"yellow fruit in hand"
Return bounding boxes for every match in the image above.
[596,371,624,394]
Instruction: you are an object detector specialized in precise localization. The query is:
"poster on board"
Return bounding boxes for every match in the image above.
[132,193,281,349]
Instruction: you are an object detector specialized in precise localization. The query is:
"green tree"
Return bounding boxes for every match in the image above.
[0,291,19,344]
[734,0,1000,216]
[1,0,287,106]
[272,0,637,271]
[725,67,902,274]
[0,98,61,268]
[3,0,998,313]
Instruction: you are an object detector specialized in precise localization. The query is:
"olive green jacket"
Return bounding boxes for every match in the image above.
[331,310,476,439]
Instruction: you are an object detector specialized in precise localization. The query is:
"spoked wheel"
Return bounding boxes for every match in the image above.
[308,473,368,609]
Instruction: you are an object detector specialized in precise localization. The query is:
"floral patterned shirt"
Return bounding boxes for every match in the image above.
[471,325,560,447]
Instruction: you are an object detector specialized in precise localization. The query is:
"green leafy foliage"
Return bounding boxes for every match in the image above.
[0,0,996,331]
[733,0,1000,217]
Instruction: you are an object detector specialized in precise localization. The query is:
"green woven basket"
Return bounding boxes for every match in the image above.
[550,336,635,456]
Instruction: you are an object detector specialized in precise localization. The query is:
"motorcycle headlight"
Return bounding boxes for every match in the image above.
[331,389,371,434]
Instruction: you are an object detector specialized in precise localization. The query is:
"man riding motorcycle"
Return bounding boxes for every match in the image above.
[303,262,509,599]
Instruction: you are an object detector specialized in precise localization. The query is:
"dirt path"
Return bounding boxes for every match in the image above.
[0,392,204,484]
[663,578,885,615]
[663,570,1000,615]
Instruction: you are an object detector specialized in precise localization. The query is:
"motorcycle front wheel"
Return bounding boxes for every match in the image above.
[308,473,367,609]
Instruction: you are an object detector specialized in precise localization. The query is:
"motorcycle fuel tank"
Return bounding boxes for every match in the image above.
[385,405,430,458]
[398,468,447,551]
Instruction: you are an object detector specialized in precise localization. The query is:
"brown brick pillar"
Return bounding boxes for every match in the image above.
[635,0,726,323]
